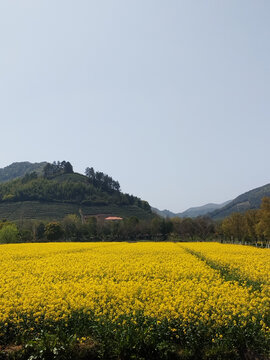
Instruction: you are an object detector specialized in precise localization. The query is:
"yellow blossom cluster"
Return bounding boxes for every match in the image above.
[0,242,269,336]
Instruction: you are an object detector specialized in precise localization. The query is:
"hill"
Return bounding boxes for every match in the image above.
[209,183,270,220]
[0,162,47,183]
[152,201,230,218]
[0,162,153,221]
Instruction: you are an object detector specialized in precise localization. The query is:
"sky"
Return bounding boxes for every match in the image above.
[0,1,269,212]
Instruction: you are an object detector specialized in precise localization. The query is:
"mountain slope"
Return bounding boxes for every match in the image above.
[177,201,231,218]
[209,183,270,220]
[0,162,47,183]
[152,201,230,218]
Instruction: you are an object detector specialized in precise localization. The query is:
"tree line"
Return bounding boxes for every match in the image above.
[0,197,269,246]
[85,167,120,193]
[0,215,215,244]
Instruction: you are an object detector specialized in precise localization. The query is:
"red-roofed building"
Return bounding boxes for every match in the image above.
[105,216,123,221]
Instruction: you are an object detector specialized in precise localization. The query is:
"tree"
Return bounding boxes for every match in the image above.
[123,217,139,239]
[43,161,74,178]
[141,200,151,212]
[244,210,260,243]
[36,222,45,240]
[179,218,198,240]
[151,217,162,238]
[85,217,97,238]
[113,181,120,192]
[0,224,19,243]
[43,163,55,178]
[221,213,247,243]
[171,217,183,237]
[160,219,173,240]
[195,217,215,240]
[85,167,95,181]
[21,172,38,183]
[62,161,73,174]
[0,220,13,230]
[256,197,270,245]
[62,214,80,240]
[85,166,121,193]
[45,222,63,241]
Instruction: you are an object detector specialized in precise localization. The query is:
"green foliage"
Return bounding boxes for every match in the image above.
[21,172,38,184]
[45,222,63,241]
[0,171,151,215]
[170,217,215,241]
[0,224,19,243]
[36,223,46,240]
[245,210,259,241]
[21,331,77,360]
[20,229,33,243]
[221,213,247,242]
[62,215,80,241]
[0,220,13,230]
[85,166,120,193]
[84,217,97,238]
[43,161,74,179]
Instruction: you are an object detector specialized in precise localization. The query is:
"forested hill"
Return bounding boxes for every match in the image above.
[209,182,270,220]
[0,161,152,220]
[0,162,47,183]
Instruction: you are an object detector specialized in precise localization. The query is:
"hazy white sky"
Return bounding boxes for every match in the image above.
[0,1,269,212]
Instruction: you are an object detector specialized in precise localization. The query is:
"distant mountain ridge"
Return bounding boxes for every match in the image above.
[209,182,270,219]
[0,162,47,183]
[151,208,176,218]
[153,182,270,220]
[152,201,231,218]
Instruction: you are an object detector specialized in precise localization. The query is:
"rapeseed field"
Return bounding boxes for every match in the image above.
[0,242,269,359]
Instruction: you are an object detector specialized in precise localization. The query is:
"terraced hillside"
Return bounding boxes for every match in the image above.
[0,201,152,221]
